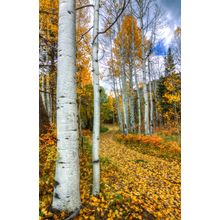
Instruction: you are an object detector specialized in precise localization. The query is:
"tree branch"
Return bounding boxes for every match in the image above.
[40,4,94,15]
[77,26,93,43]
[76,4,94,11]
[39,10,57,15]
[92,0,130,45]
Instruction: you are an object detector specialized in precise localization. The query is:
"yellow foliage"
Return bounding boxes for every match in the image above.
[113,15,147,67]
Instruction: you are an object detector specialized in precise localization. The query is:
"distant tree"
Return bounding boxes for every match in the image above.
[158,47,181,128]
[157,72,180,128]
[164,47,175,76]
[114,14,142,134]
[172,26,181,72]
[39,92,49,133]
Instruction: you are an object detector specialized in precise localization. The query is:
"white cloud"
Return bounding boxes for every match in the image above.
[161,26,174,47]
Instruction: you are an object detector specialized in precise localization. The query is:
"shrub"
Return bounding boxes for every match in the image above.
[115,134,162,147]
[100,127,109,133]
[115,133,181,153]
[162,141,181,153]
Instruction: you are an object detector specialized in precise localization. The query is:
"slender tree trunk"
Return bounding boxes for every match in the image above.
[109,34,123,132]
[39,92,49,133]
[41,74,46,111]
[120,38,129,134]
[113,76,123,132]
[140,17,150,135]
[43,74,48,114]
[51,87,54,124]
[50,49,56,124]
[134,66,141,134]
[131,13,141,134]
[153,79,159,128]
[52,0,81,214]
[148,59,154,134]
[128,62,135,133]
[116,78,124,131]
[78,96,83,150]
[92,0,100,195]
[46,74,52,123]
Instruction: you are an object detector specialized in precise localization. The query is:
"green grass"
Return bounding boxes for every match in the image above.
[100,157,111,165]
[100,127,109,133]
[157,133,181,146]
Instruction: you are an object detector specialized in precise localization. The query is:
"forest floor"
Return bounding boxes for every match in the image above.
[39,125,181,220]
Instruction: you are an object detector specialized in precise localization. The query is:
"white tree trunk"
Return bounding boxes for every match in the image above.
[115,79,124,132]
[153,79,159,128]
[52,0,81,214]
[46,74,52,123]
[41,74,46,111]
[92,0,100,195]
[140,18,150,135]
[134,66,141,134]
[113,76,123,132]
[110,36,123,132]
[120,38,129,134]
[129,63,135,133]
[117,77,125,128]
[148,59,154,134]
[131,13,140,134]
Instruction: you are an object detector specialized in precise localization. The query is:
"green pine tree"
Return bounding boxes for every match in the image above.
[164,47,175,76]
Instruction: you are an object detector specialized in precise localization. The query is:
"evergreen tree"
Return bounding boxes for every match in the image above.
[164,47,175,76]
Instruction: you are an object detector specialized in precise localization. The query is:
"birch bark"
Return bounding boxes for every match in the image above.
[110,35,123,132]
[46,74,52,123]
[134,66,141,134]
[140,17,150,135]
[92,0,100,195]
[41,74,46,111]
[115,79,124,132]
[52,0,81,213]
[120,38,129,134]
[148,59,154,134]
[131,13,141,134]
[128,62,135,133]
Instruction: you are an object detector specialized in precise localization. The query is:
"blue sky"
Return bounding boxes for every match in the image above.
[153,40,167,56]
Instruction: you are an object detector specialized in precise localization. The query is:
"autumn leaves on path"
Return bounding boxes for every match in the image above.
[99,126,181,219]
[39,126,180,219]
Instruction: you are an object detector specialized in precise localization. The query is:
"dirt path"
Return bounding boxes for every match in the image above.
[99,125,181,219]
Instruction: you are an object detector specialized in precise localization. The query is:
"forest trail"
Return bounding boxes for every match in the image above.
[99,125,181,219]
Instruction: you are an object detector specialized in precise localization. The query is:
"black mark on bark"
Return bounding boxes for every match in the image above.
[55,193,60,199]
[54,180,60,188]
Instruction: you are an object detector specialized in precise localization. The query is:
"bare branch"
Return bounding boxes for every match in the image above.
[92,0,130,45]
[76,26,93,43]
[40,4,94,15]
[76,4,94,11]
[39,10,57,16]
